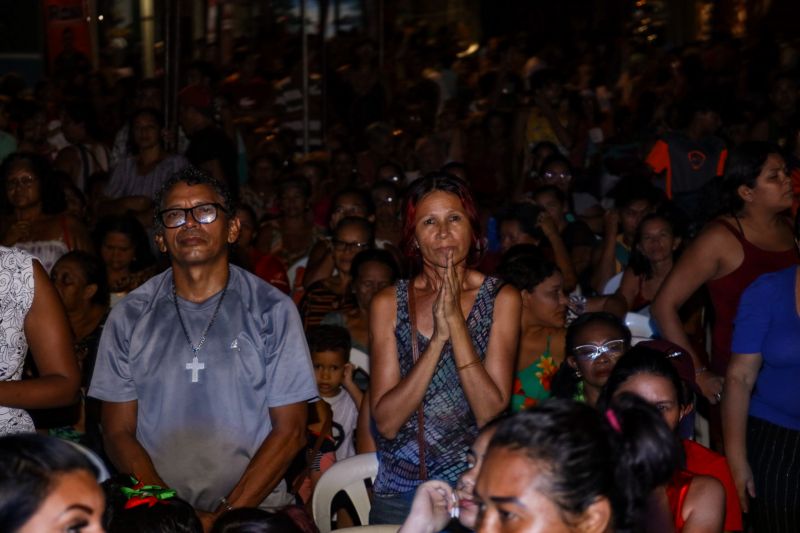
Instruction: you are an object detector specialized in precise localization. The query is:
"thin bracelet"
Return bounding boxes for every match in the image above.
[219,496,233,512]
[457,359,482,371]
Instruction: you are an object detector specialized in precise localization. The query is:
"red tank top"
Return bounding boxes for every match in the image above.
[705,219,798,374]
[666,470,694,531]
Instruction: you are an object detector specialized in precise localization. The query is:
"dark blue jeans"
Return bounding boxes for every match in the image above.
[369,490,416,525]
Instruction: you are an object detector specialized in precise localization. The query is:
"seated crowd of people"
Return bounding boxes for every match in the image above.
[2,22,800,533]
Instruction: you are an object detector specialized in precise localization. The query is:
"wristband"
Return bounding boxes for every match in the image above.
[457,359,482,371]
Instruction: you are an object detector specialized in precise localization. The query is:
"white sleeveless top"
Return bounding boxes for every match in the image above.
[0,246,35,434]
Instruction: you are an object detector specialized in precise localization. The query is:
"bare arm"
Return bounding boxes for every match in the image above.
[540,214,578,292]
[220,402,307,509]
[369,287,448,439]
[616,268,639,311]
[722,353,760,512]
[585,292,628,318]
[102,400,166,486]
[682,476,726,533]
[449,285,520,424]
[590,210,620,293]
[355,389,377,453]
[0,261,80,409]
[652,225,728,404]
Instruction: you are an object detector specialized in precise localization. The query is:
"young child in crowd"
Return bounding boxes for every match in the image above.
[307,325,363,461]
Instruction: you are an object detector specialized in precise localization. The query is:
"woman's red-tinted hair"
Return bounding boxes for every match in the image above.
[401,172,484,266]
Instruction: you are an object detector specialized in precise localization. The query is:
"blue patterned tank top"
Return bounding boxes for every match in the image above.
[373,276,502,495]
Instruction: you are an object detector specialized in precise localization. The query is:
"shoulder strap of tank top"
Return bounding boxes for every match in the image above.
[714,218,746,243]
[407,283,428,481]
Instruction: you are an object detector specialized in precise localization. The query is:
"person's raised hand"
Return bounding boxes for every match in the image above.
[696,370,724,405]
[443,250,465,329]
[603,208,619,240]
[343,362,356,388]
[432,272,451,344]
[399,480,456,533]
[537,211,560,239]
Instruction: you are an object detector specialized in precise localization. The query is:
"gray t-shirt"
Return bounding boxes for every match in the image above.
[89,265,318,511]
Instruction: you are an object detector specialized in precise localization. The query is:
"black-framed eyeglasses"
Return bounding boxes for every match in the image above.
[332,239,370,252]
[573,339,626,361]
[158,203,225,228]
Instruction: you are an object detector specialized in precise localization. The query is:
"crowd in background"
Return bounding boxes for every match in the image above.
[2,19,800,533]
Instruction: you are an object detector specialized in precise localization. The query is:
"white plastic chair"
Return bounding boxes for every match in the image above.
[350,347,370,374]
[602,271,624,295]
[312,452,379,533]
[625,311,654,345]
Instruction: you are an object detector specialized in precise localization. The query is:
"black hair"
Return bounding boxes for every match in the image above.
[154,166,236,230]
[531,184,567,205]
[488,396,677,533]
[538,153,573,176]
[529,140,559,158]
[93,214,156,273]
[306,324,351,359]
[497,203,546,244]
[331,187,375,217]
[1,152,67,215]
[63,100,101,140]
[54,250,110,307]
[551,313,632,399]
[719,141,782,216]
[612,179,661,211]
[277,175,311,200]
[376,161,405,182]
[350,248,400,282]
[0,434,99,532]
[210,507,303,533]
[102,474,202,533]
[496,243,557,292]
[597,345,689,412]
[334,216,375,246]
[627,212,682,279]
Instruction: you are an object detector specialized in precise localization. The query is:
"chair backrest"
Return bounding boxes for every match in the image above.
[625,311,654,344]
[312,452,379,533]
[349,347,370,374]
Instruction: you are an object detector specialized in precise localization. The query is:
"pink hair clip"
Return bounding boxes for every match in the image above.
[605,409,622,433]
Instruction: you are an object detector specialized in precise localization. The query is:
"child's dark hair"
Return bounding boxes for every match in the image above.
[333,216,375,247]
[102,474,202,533]
[496,203,546,244]
[496,243,558,292]
[306,325,351,358]
[489,396,677,532]
[210,507,303,533]
[551,313,632,399]
[350,248,400,282]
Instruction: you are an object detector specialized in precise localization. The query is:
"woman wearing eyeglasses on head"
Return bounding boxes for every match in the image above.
[551,312,632,407]
[299,217,374,329]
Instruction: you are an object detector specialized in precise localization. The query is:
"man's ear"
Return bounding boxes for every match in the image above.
[154,232,167,253]
[227,214,241,244]
[576,496,612,533]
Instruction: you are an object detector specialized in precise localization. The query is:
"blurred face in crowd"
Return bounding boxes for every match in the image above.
[330,192,370,229]
[532,190,567,228]
[638,217,679,264]
[499,220,538,253]
[372,185,400,224]
[51,257,95,313]
[279,184,309,218]
[522,271,567,329]
[235,207,257,247]
[620,199,652,241]
[332,222,372,277]
[132,112,161,151]
[101,232,137,274]
[5,161,41,210]
[352,260,394,311]
[538,160,572,193]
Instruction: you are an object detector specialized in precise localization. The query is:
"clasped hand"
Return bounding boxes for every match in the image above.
[432,250,465,343]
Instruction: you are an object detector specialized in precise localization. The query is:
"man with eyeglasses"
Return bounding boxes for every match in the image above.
[89,167,317,529]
